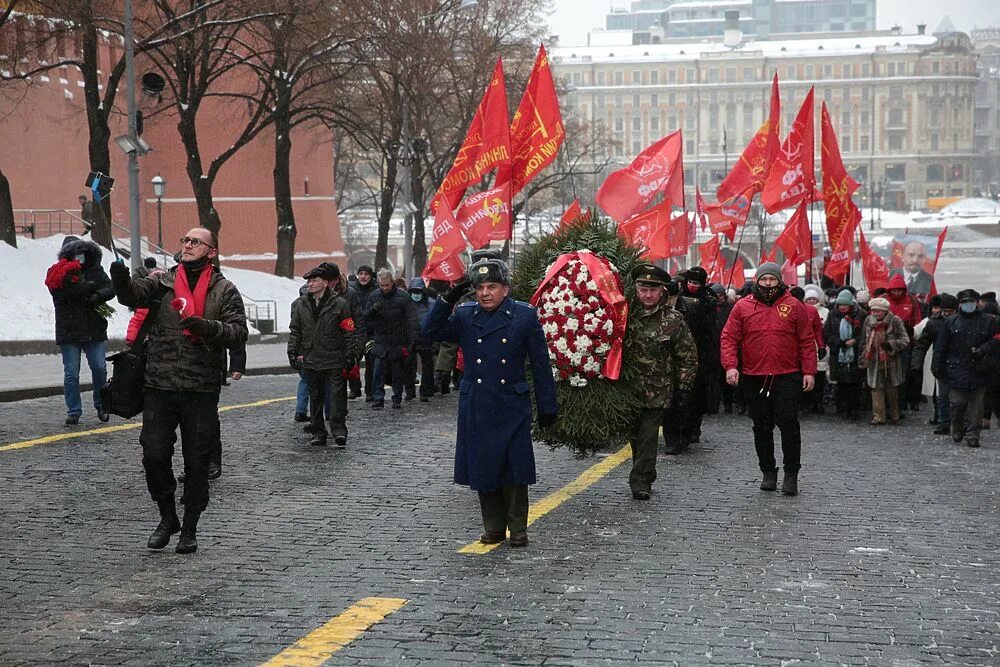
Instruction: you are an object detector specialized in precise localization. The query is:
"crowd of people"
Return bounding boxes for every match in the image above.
[45,231,1000,552]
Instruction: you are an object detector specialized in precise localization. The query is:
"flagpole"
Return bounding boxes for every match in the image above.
[726,221,749,289]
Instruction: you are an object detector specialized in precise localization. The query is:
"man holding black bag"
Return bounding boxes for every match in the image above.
[110,227,248,554]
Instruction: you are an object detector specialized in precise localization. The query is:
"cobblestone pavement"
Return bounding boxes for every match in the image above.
[2,376,1000,665]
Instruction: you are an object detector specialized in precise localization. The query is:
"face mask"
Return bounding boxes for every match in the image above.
[959,302,977,314]
[410,293,423,303]
[756,283,784,304]
[74,254,85,264]
[686,283,701,294]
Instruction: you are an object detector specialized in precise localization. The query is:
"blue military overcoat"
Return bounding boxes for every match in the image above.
[422,296,558,492]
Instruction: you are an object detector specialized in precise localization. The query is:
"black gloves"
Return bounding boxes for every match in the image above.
[84,292,104,306]
[345,355,358,369]
[674,388,693,413]
[443,280,471,305]
[109,261,130,286]
[817,347,827,361]
[179,316,220,339]
[289,354,303,370]
[538,413,558,428]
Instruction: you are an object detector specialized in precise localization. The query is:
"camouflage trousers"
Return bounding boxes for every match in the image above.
[629,408,662,493]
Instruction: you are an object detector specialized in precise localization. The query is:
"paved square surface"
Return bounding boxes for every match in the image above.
[2,375,1000,665]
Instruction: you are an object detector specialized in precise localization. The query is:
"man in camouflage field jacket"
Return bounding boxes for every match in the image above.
[626,264,698,500]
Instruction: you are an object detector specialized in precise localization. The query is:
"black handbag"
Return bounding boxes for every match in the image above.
[101,297,161,419]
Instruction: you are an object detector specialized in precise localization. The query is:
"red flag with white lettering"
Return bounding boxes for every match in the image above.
[761,87,815,214]
[596,130,684,223]
[823,222,855,281]
[455,180,512,248]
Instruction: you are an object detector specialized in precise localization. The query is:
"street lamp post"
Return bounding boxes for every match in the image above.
[151,174,166,265]
[123,0,142,270]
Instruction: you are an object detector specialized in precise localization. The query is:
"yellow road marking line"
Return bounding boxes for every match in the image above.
[0,396,296,452]
[458,443,632,554]
[260,597,407,667]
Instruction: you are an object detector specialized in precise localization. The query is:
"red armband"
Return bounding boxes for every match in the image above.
[340,318,356,333]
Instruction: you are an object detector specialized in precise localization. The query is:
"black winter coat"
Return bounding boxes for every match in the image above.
[287,289,357,371]
[351,280,378,339]
[932,311,1000,390]
[911,314,946,371]
[50,239,114,345]
[824,307,866,384]
[365,286,414,359]
[114,265,248,393]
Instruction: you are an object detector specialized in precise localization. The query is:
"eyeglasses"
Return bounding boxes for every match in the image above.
[180,236,214,249]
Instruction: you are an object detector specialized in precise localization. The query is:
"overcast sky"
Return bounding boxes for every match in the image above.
[547,0,1000,46]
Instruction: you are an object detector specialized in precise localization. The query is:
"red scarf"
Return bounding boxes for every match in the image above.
[174,264,214,339]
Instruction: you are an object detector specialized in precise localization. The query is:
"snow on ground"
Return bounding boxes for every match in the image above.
[0,235,303,342]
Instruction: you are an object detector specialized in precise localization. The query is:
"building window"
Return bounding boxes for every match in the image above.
[687,139,695,154]
[633,94,640,107]
[614,117,624,132]
[669,92,676,106]
[650,71,659,85]
[686,68,694,82]
[668,70,676,83]
[824,88,832,102]
[824,65,832,77]
[806,65,814,78]
[686,114,694,130]
[861,135,869,151]
[930,107,940,125]
[889,86,903,101]
[632,70,641,84]
[726,67,736,82]
[615,94,623,108]
[888,134,903,151]
[708,68,719,83]
[744,104,754,129]
[861,111,870,126]
[843,87,851,101]
[596,94,605,108]
[887,62,896,77]
[632,116,641,131]
[886,164,906,181]
[650,116,660,132]
[633,140,642,154]
[597,71,606,86]
[932,61,940,74]
[862,87,870,101]
[669,115,677,128]
[842,111,851,126]
[861,63,870,77]
[743,67,754,81]
[709,106,719,130]
[842,136,851,152]
[926,164,944,181]
[614,71,623,86]
[650,93,659,107]
[931,134,939,151]
[888,109,903,126]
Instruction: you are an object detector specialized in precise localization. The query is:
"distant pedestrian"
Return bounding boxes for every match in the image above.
[824,290,866,420]
[349,265,377,401]
[858,298,909,425]
[45,236,115,425]
[78,195,95,235]
[932,289,1000,448]
[721,262,816,496]
[421,257,558,547]
[365,268,414,409]
[110,227,248,554]
[911,293,957,434]
[405,277,436,402]
[627,264,698,499]
[287,263,356,447]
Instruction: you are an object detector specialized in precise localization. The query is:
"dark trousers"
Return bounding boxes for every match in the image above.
[372,356,404,402]
[405,348,436,398]
[835,382,862,419]
[630,408,663,492]
[950,387,986,444]
[140,390,219,512]
[360,350,375,397]
[478,485,529,535]
[305,369,348,440]
[935,384,951,427]
[742,373,803,474]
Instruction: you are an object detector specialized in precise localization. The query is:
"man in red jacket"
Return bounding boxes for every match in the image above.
[721,262,817,496]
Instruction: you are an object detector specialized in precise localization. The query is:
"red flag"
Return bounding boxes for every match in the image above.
[423,205,468,282]
[648,212,691,260]
[761,87,815,214]
[430,59,512,213]
[928,226,949,296]
[823,223,855,280]
[728,257,746,290]
[618,199,671,251]
[780,259,798,285]
[455,180,511,249]
[774,201,812,266]
[820,103,861,248]
[705,188,752,238]
[557,198,583,231]
[699,235,722,280]
[859,229,890,292]
[596,130,684,223]
[718,73,780,201]
[510,44,565,197]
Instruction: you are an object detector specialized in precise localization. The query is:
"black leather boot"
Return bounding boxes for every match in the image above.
[781,471,799,496]
[760,469,778,491]
[147,497,180,549]
[175,510,201,554]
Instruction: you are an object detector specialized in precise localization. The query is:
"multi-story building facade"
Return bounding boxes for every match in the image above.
[553,25,978,211]
[605,0,875,41]
[972,27,1000,198]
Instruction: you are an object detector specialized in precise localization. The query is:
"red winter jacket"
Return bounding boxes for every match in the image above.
[886,273,921,332]
[721,291,818,377]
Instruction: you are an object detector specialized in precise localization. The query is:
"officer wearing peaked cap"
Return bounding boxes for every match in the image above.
[625,264,698,500]
[421,255,558,547]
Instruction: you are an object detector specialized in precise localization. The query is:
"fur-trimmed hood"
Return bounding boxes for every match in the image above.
[57,237,104,265]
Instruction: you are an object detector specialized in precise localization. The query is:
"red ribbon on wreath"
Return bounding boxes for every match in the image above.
[529,251,628,380]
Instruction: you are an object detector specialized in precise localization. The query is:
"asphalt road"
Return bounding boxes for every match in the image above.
[3,375,1000,665]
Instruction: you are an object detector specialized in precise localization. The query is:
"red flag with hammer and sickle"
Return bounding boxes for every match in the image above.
[510,44,565,197]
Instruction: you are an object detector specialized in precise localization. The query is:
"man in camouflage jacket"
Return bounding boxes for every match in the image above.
[626,264,698,500]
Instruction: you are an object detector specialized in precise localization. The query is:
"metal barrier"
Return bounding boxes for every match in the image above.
[244,296,278,335]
